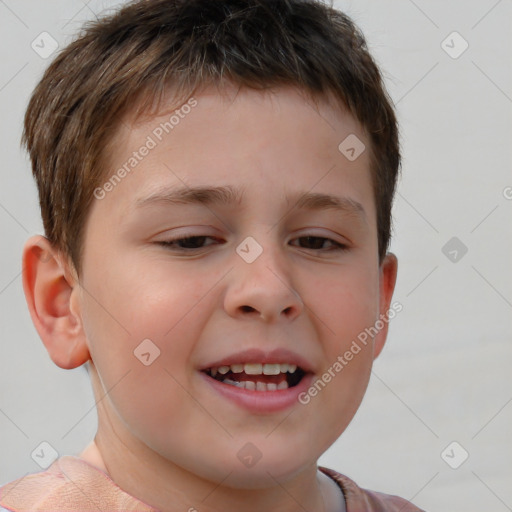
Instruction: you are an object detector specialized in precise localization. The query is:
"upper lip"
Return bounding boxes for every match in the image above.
[200,348,315,373]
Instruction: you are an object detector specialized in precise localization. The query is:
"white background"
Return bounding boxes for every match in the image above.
[0,1,511,510]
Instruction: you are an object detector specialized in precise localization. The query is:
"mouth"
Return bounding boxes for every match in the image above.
[202,362,307,392]
[199,348,315,412]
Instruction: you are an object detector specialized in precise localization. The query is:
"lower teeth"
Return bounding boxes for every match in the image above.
[222,379,289,391]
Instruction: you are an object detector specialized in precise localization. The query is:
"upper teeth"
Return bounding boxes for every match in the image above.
[212,363,297,377]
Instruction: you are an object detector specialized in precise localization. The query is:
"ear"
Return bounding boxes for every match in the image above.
[22,235,90,369]
[372,252,398,360]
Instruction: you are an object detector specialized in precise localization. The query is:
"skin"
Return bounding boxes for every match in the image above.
[22,85,397,512]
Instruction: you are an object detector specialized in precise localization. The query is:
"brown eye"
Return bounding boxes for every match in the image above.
[291,236,347,251]
[158,236,222,251]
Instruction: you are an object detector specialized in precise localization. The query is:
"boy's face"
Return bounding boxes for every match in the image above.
[71,85,397,486]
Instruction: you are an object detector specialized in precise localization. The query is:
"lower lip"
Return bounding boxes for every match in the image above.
[200,372,315,414]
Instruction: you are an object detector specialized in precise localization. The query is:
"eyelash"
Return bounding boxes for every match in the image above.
[156,235,348,252]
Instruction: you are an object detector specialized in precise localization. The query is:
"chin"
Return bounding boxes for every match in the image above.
[220,461,312,490]
[198,442,316,490]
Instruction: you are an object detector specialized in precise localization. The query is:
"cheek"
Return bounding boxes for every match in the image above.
[308,260,380,350]
[300,262,378,433]
[300,337,374,448]
[81,251,211,350]
[78,255,217,423]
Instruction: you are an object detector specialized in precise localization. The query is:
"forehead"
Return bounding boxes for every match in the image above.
[95,85,375,223]
[111,84,366,162]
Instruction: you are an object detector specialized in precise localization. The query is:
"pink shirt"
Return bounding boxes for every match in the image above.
[0,456,424,511]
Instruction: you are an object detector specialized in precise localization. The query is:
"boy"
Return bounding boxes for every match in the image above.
[0,0,423,510]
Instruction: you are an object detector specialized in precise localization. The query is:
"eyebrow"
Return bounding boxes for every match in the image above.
[135,185,367,222]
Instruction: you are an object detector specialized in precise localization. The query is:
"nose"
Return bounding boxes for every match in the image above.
[223,241,304,323]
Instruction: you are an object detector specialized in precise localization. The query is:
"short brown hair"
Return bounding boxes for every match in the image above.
[23,0,400,276]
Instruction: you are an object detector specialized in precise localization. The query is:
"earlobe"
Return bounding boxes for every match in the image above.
[373,252,398,360]
[22,235,90,369]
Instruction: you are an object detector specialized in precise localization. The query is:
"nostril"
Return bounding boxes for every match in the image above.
[240,305,256,313]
